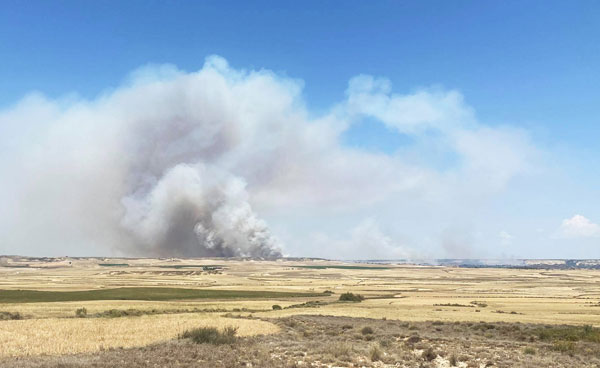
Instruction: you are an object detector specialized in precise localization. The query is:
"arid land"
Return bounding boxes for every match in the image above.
[1,256,600,367]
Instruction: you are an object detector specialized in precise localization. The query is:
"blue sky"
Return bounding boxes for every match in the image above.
[0,1,599,258]
[1,1,598,144]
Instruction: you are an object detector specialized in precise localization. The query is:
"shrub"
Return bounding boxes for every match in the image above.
[361,326,374,335]
[406,335,421,344]
[99,308,143,318]
[537,325,600,343]
[180,326,238,345]
[449,355,458,366]
[329,342,352,358]
[338,292,364,302]
[523,347,536,355]
[75,307,87,318]
[423,347,437,361]
[369,345,382,361]
[0,311,23,320]
[272,304,282,310]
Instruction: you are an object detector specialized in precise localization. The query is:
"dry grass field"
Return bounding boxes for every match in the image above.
[1,257,600,366]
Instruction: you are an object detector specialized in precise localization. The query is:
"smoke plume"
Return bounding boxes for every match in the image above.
[0,56,537,258]
[0,57,291,257]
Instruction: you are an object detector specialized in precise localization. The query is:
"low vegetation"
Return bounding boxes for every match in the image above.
[179,326,238,345]
[294,265,391,270]
[0,311,23,320]
[338,292,364,302]
[536,325,600,343]
[361,326,374,335]
[0,287,322,303]
[9,316,600,367]
[75,308,87,318]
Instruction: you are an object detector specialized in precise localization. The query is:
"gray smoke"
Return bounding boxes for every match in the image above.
[0,58,285,258]
[120,163,281,257]
[0,56,537,259]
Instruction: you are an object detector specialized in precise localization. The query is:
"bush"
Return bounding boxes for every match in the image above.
[361,326,374,335]
[75,307,87,318]
[329,342,352,358]
[423,347,437,361]
[537,325,600,343]
[523,347,536,355]
[272,304,282,310]
[338,292,364,302]
[0,311,23,320]
[180,326,238,345]
[449,355,458,366]
[406,335,421,344]
[99,308,143,318]
[369,345,382,361]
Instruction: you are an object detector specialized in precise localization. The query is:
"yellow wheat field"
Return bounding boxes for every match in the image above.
[0,314,278,358]
[2,258,600,359]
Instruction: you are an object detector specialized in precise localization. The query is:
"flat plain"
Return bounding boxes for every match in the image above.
[1,257,600,367]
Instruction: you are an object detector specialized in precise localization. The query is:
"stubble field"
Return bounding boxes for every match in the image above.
[1,257,600,367]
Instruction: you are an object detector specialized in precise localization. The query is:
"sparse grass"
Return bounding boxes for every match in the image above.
[552,340,576,353]
[0,288,322,303]
[179,326,238,345]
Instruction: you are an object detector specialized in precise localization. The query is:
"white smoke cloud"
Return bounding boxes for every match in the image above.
[0,56,539,258]
[305,219,416,260]
[558,215,600,238]
[499,231,513,245]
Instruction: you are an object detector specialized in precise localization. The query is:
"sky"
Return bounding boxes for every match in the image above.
[0,1,599,259]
